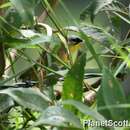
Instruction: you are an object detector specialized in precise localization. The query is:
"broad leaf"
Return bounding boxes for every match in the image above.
[97,67,128,120]
[62,53,86,112]
[0,88,51,112]
[3,34,51,49]
[32,106,82,129]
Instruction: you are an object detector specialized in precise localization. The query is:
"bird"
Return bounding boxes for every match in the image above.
[58,35,83,64]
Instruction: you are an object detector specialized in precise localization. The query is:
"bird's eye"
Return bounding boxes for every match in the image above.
[69,37,83,43]
[75,38,83,43]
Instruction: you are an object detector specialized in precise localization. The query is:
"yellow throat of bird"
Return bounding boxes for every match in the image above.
[59,36,83,64]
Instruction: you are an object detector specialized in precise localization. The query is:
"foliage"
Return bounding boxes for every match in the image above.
[0,0,130,130]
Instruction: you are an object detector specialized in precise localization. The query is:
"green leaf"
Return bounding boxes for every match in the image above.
[97,66,128,120]
[80,0,113,22]
[80,31,103,70]
[63,100,105,121]
[0,88,51,112]
[3,34,51,49]
[32,106,82,129]
[62,53,86,102]
[81,25,113,47]
[0,94,14,112]
[10,0,36,25]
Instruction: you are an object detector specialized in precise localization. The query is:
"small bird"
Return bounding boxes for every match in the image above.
[58,35,83,64]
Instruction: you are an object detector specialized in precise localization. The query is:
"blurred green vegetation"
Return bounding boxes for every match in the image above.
[0,0,130,130]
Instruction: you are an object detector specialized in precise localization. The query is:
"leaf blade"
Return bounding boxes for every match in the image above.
[0,88,51,112]
[32,106,82,129]
[62,53,86,101]
[97,66,128,120]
